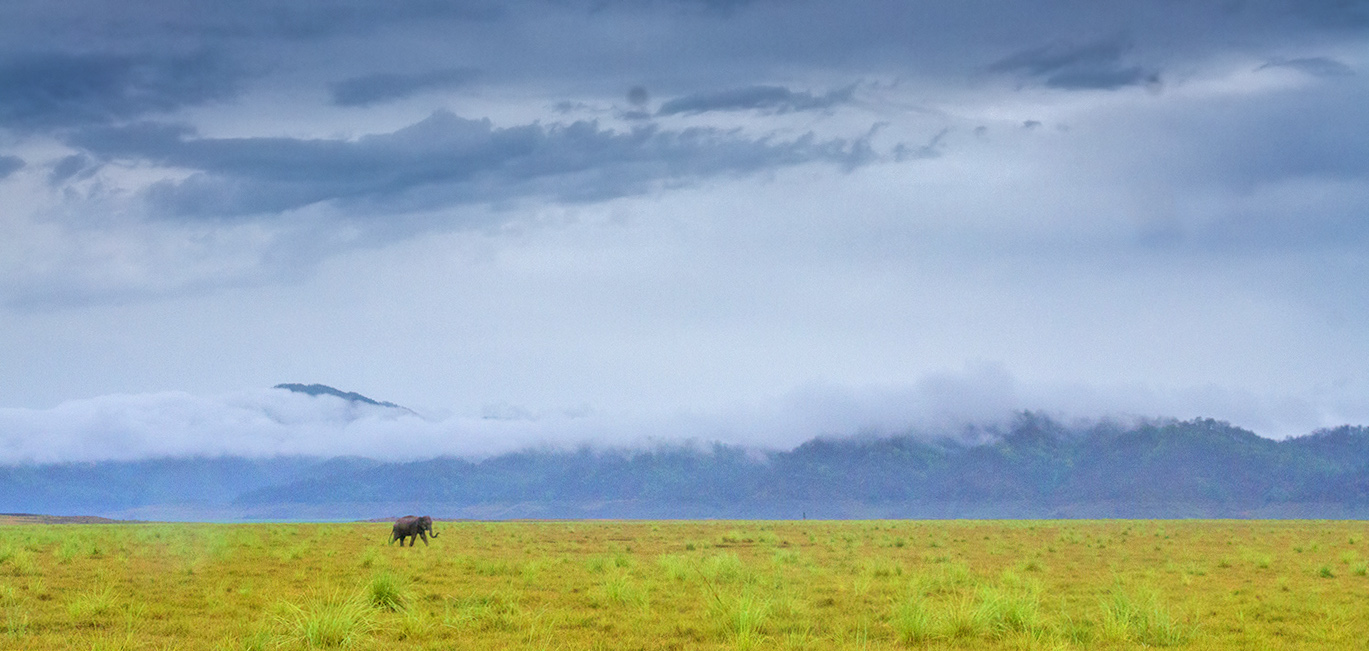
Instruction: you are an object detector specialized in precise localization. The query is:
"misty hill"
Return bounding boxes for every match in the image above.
[229,417,1369,519]
[2,416,1368,520]
[0,457,381,519]
[274,383,413,413]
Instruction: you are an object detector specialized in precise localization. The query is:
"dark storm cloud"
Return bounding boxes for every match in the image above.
[0,155,24,179]
[328,68,480,107]
[656,85,854,116]
[0,52,239,132]
[989,37,1160,90]
[71,111,878,218]
[1257,57,1355,78]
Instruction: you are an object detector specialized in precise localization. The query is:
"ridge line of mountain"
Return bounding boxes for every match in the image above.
[273,383,417,415]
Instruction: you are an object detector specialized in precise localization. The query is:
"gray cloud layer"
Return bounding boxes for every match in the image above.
[0,52,238,131]
[71,111,877,218]
[656,85,854,115]
[329,68,480,107]
[0,155,23,179]
[989,37,1160,90]
[1257,56,1356,78]
[1,2,1361,133]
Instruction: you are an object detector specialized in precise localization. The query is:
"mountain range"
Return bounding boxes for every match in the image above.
[2,385,1367,521]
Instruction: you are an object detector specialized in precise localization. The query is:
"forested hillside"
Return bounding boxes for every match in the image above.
[3,416,1368,520]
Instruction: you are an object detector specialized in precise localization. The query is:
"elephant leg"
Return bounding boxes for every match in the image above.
[420,531,429,546]
[409,534,416,547]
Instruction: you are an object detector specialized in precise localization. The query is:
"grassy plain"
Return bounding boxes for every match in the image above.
[0,519,1367,649]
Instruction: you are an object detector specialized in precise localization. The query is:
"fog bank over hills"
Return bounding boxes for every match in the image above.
[0,417,1365,521]
[1,371,1364,466]
[1,384,1368,521]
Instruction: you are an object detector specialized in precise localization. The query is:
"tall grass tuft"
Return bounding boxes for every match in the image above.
[67,585,119,622]
[366,572,406,612]
[712,591,770,650]
[1099,587,1191,647]
[54,539,82,565]
[600,573,648,609]
[9,550,36,576]
[396,609,433,641]
[891,594,935,643]
[701,552,746,583]
[972,583,1042,638]
[281,593,375,649]
[939,597,980,639]
[444,592,524,632]
[2,609,29,639]
[657,553,691,581]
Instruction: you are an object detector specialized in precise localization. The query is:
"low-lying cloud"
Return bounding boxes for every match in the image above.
[2,367,1364,465]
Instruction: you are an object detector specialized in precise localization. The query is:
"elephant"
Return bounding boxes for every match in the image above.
[389,515,439,546]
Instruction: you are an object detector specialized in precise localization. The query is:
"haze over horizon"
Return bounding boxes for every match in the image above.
[3,1,1368,463]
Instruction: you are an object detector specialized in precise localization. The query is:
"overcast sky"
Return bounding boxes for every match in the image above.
[2,0,1368,461]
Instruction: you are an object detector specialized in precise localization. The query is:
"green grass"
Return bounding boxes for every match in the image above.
[712,590,770,649]
[1099,586,1192,647]
[598,572,648,608]
[281,592,375,648]
[66,584,119,622]
[891,594,935,643]
[0,520,1366,648]
[658,553,691,581]
[365,571,406,611]
[701,551,746,583]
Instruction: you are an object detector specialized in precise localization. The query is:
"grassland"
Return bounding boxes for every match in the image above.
[0,519,1367,649]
